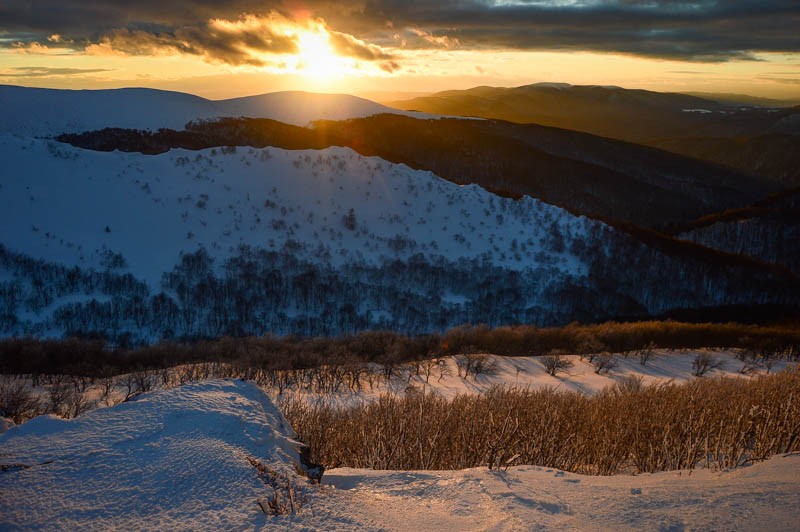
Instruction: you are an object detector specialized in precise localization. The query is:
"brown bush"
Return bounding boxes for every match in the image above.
[1,321,799,379]
[283,368,800,475]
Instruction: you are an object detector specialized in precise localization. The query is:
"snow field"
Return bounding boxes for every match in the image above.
[0,380,312,530]
[0,134,591,288]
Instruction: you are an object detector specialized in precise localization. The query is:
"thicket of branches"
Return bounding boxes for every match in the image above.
[1,321,798,378]
[283,369,800,474]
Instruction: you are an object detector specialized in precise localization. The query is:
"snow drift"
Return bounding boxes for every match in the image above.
[0,380,312,529]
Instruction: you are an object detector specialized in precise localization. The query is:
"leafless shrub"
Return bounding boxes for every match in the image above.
[247,457,305,516]
[638,342,657,366]
[576,332,606,362]
[71,375,92,394]
[739,357,762,375]
[64,379,93,419]
[178,365,201,385]
[761,353,776,374]
[159,368,175,388]
[47,375,73,416]
[456,353,497,380]
[436,359,453,383]
[541,353,573,377]
[692,353,725,377]
[0,377,42,424]
[119,373,139,401]
[418,359,438,384]
[132,369,156,393]
[592,353,617,375]
[97,376,118,406]
[471,354,498,379]
[285,369,800,475]
[46,375,91,419]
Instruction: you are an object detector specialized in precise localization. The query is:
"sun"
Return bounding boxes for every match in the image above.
[295,30,340,81]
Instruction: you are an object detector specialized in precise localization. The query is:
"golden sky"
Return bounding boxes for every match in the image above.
[1,2,799,100]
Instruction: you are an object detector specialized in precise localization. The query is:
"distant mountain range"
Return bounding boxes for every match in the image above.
[0,85,797,342]
[0,85,435,137]
[388,83,800,187]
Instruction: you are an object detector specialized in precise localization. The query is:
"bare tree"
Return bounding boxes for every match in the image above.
[692,353,724,377]
[638,342,657,366]
[592,353,617,375]
[436,359,453,383]
[541,353,573,377]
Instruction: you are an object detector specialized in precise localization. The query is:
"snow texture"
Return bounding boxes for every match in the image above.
[0,380,309,530]
[0,133,590,289]
[318,455,800,531]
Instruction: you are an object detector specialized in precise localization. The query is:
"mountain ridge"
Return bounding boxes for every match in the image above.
[0,84,437,137]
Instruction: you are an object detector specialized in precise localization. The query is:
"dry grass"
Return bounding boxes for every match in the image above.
[282,367,800,475]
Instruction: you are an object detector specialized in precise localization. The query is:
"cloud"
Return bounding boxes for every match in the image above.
[85,14,300,67]
[759,75,800,85]
[328,30,395,61]
[380,60,400,73]
[0,66,113,77]
[0,1,798,62]
[406,27,459,49]
[345,0,800,61]
[8,9,396,68]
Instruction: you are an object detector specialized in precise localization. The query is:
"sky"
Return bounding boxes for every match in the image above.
[1,1,799,101]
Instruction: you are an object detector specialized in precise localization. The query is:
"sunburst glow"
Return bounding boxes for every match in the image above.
[294,29,342,81]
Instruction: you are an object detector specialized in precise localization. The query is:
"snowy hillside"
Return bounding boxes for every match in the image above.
[2,378,798,530]
[0,135,590,283]
[2,133,623,339]
[0,380,313,529]
[280,350,799,401]
[0,85,433,136]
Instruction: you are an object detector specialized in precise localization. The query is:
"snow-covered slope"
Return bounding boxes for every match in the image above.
[0,380,311,530]
[0,86,215,136]
[2,377,798,530]
[0,132,603,337]
[0,85,433,136]
[281,350,799,401]
[318,455,800,531]
[0,134,590,285]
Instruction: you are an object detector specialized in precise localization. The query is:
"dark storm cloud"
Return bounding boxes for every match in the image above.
[1,0,798,62]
